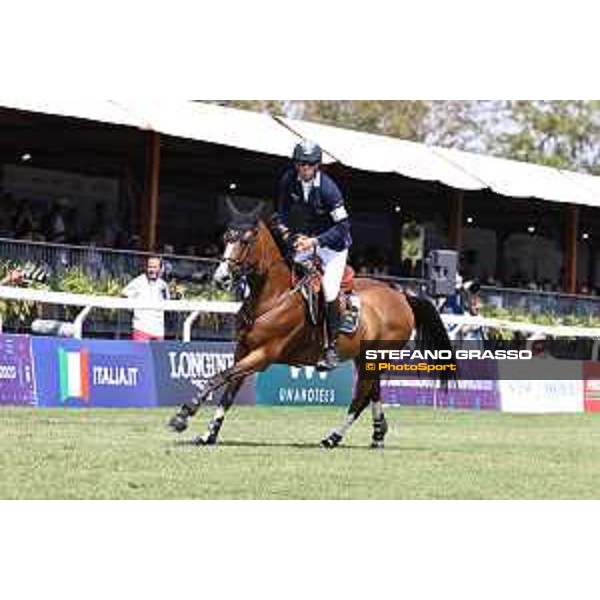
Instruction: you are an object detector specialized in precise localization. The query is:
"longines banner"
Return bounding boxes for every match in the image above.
[256,363,353,406]
[150,341,255,406]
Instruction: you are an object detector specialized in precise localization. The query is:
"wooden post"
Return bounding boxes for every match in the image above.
[391,207,403,275]
[565,204,578,294]
[448,191,464,250]
[141,131,161,251]
[587,239,596,291]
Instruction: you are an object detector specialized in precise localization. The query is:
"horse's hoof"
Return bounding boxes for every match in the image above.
[168,414,188,433]
[320,432,342,449]
[192,433,218,446]
[370,440,385,450]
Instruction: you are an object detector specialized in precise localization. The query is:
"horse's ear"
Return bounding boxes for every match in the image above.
[225,196,244,219]
[248,200,266,222]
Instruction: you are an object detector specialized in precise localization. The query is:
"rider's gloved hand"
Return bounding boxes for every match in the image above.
[294,235,317,253]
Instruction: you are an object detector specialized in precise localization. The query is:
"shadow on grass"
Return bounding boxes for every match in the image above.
[172,438,414,452]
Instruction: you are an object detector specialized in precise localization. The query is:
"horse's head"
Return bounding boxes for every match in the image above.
[213,198,265,291]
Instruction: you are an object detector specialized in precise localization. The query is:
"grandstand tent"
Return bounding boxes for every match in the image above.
[1,100,600,291]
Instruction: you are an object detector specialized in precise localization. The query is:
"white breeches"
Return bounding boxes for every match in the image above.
[295,247,348,302]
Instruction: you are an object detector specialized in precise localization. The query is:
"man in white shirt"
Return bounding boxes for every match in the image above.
[122,256,170,341]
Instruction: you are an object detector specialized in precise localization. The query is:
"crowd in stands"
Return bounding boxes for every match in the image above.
[0,191,221,261]
[0,190,598,297]
[351,245,600,297]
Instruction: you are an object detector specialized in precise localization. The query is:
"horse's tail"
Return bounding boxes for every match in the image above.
[405,294,456,389]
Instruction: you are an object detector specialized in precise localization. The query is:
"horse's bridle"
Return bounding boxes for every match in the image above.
[222,226,287,281]
[222,228,255,280]
[221,225,300,327]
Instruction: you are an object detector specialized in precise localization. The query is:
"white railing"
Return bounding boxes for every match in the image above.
[0,284,599,348]
[442,313,600,340]
[0,285,242,341]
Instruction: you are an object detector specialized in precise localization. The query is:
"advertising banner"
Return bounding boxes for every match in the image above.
[32,338,156,407]
[0,334,36,406]
[381,359,500,410]
[150,341,255,406]
[256,363,353,406]
[498,358,584,413]
[583,363,600,413]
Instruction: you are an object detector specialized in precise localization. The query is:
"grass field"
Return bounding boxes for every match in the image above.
[1,406,600,499]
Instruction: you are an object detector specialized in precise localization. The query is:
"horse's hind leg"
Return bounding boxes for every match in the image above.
[321,370,376,449]
[369,376,388,449]
[193,377,244,446]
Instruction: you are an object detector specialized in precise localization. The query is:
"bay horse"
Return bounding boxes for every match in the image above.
[168,206,453,449]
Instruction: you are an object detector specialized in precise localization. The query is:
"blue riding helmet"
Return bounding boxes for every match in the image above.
[293,140,322,164]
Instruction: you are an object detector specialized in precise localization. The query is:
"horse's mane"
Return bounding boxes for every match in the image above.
[261,217,294,269]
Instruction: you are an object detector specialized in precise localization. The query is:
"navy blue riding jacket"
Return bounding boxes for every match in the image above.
[275,169,352,252]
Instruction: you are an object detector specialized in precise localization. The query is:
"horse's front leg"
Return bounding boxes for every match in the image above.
[192,376,245,445]
[168,347,269,434]
[167,368,231,433]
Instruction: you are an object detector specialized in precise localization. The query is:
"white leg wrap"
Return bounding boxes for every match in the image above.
[371,400,384,421]
[335,413,355,437]
[213,405,225,421]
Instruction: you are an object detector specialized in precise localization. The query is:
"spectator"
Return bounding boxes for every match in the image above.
[42,198,69,243]
[64,205,82,245]
[12,198,35,240]
[83,242,105,279]
[88,202,116,247]
[122,255,170,341]
[161,244,175,280]
[0,193,15,236]
[0,268,24,286]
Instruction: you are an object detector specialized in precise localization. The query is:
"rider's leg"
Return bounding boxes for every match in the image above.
[317,248,348,370]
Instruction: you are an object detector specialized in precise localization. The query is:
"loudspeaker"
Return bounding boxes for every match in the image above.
[425,249,458,297]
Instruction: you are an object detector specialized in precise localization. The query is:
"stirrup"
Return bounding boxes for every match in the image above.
[316,347,339,371]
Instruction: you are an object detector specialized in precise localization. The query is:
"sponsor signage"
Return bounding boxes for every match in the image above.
[32,338,156,407]
[0,334,36,406]
[584,363,600,413]
[498,358,584,413]
[381,360,500,410]
[499,379,584,414]
[150,341,255,406]
[256,363,353,406]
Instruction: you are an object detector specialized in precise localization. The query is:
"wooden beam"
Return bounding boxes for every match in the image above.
[141,131,161,251]
[448,190,464,250]
[565,204,578,294]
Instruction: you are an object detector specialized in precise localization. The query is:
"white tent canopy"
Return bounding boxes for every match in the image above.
[134,100,301,158]
[277,115,486,191]
[0,97,147,129]
[2,98,600,209]
[432,146,600,207]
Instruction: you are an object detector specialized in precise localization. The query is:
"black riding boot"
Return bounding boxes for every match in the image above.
[317,301,341,371]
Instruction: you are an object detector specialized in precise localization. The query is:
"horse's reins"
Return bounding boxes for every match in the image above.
[226,226,301,326]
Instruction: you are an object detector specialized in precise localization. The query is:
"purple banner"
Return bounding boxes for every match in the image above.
[381,359,500,410]
[0,334,36,406]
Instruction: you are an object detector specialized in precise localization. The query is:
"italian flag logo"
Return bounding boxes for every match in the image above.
[58,348,90,403]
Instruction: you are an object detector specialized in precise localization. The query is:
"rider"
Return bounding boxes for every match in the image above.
[274,139,352,370]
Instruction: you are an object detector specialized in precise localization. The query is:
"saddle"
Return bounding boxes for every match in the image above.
[291,260,361,334]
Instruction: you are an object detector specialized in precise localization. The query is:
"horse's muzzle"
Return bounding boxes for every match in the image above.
[213,272,233,292]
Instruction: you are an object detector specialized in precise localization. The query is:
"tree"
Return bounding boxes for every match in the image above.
[210,100,289,116]
[297,100,431,141]
[495,101,600,173]
[425,100,508,152]
[208,100,600,174]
